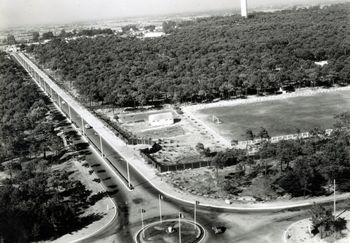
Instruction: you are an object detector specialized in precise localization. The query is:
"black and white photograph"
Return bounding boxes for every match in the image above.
[0,0,349,242]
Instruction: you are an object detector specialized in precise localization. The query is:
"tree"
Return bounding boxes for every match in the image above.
[42,31,54,40]
[212,152,226,181]
[6,34,16,45]
[276,157,325,197]
[32,32,40,42]
[334,112,350,129]
[243,129,255,140]
[144,25,156,32]
[310,203,347,239]
[257,127,270,139]
[59,29,67,37]
[276,140,299,171]
[162,21,176,34]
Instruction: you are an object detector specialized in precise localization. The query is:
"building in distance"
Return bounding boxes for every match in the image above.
[149,112,174,127]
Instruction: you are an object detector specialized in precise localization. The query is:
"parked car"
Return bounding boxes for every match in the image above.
[212,226,226,234]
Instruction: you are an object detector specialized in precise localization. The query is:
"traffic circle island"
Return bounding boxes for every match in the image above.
[135,218,205,243]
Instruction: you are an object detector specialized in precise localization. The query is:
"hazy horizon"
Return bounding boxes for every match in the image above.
[0,0,348,30]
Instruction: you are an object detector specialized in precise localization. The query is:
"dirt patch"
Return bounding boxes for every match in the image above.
[95,106,226,166]
[0,171,9,181]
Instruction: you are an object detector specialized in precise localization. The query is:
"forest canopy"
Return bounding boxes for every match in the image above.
[27,3,350,107]
[0,52,94,242]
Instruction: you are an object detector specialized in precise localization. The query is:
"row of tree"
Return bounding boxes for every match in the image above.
[0,52,62,161]
[0,51,94,242]
[33,28,115,42]
[26,3,349,107]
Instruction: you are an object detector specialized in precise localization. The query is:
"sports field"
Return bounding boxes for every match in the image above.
[195,89,350,140]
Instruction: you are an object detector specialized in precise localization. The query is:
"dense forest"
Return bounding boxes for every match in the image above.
[0,52,94,242]
[26,4,350,107]
[0,52,58,161]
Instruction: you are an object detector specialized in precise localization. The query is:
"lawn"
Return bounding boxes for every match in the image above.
[195,90,350,140]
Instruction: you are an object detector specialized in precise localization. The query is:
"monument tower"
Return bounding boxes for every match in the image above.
[241,0,248,18]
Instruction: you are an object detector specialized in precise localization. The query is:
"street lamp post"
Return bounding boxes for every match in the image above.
[159,195,163,223]
[141,208,146,238]
[334,179,336,216]
[194,201,199,228]
[81,117,85,135]
[99,135,104,157]
[127,160,131,189]
[178,212,183,243]
[68,105,72,121]
[58,95,61,108]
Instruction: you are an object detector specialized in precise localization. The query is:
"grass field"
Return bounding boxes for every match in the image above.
[195,90,350,140]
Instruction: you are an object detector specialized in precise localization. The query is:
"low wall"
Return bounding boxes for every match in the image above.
[237,129,334,147]
[139,151,212,173]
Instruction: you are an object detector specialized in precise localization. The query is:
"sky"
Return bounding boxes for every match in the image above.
[0,0,346,30]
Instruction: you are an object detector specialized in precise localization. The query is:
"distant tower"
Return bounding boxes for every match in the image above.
[241,0,248,18]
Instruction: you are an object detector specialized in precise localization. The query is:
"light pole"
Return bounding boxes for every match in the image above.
[99,135,104,157]
[58,95,61,108]
[81,117,85,135]
[194,200,199,228]
[68,105,72,121]
[141,208,146,238]
[159,195,163,223]
[127,160,131,189]
[334,179,336,216]
[178,212,183,243]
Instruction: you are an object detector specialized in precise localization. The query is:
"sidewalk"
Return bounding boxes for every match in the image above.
[284,211,350,243]
[14,51,350,212]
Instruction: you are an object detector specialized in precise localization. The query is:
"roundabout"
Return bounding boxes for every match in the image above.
[135,218,206,243]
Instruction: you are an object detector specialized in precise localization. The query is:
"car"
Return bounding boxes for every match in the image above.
[212,226,226,234]
[84,124,92,129]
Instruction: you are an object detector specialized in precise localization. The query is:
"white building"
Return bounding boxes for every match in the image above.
[148,112,174,127]
[314,60,328,67]
[144,32,165,38]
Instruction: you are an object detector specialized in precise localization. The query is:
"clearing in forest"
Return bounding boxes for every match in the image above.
[193,89,350,141]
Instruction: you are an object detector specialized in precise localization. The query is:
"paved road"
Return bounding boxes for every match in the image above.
[11,51,217,242]
[11,50,340,243]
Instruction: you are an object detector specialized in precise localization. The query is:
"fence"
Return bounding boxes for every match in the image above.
[139,151,212,172]
[237,129,334,147]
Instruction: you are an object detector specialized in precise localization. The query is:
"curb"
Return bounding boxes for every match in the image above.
[282,219,313,243]
[134,218,206,243]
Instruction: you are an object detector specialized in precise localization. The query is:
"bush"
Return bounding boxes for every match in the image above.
[223,179,242,195]
[310,203,347,239]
